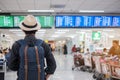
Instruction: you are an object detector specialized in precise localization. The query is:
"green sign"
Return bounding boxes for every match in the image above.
[35,16,54,28]
[0,16,13,27]
[14,16,25,27]
[0,15,54,28]
[92,32,101,40]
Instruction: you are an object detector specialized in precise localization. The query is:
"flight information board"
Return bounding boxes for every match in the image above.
[56,16,94,27]
[14,16,25,27]
[112,16,120,26]
[55,16,117,28]
[56,16,75,27]
[0,15,120,28]
[0,16,13,27]
[35,16,54,28]
[94,16,112,27]
[75,16,94,27]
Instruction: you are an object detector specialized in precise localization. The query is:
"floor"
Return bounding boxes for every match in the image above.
[5,53,94,80]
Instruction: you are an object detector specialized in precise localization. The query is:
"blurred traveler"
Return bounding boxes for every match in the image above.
[8,15,56,80]
[0,49,2,54]
[48,44,52,52]
[0,52,5,67]
[72,45,77,53]
[2,49,8,55]
[103,48,108,55]
[0,47,3,53]
[0,52,4,59]
[63,44,68,55]
[8,47,11,52]
[109,40,120,57]
[86,48,90,54]
[76,47,80,52]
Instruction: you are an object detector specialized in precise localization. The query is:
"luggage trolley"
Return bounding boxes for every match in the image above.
[109,61,120,80]
[92,55,103,80]
[93,55,113,80]
[0,54,6,80]
[72,53,84,71]
[81,54,95,73]
[100,61,111,80]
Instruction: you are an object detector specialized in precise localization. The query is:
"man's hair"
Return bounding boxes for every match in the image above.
[87,48,89,51]
[103,48,107,52]
[113,40,119,44]
[23,30,37,34]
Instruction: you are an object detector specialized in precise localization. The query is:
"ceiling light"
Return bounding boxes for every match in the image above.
[0,10,2,12]
[9,29,22,32]
[76,31,85,34]
[6,40,12,42]
[109,36,114,38]
[37,32,45,34]
[38,30,46,32]
[55,32,66,34]
[76,31,81,33]
[67,35,77,38]
[103,29,114,32]
[5,35,10,37]
[57,29,69,32]
[80,30,92,32]
[12,32,24,33]
[79,10,104,13]
[48,38,55,40]
[17,34,25,36]
[37,30,46,33]
[51,35,59,37]
[28,10,54,12]
[69,36,75,38]
[58,41,62,43]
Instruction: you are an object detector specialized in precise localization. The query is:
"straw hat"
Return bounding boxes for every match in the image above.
[19,15,41,31]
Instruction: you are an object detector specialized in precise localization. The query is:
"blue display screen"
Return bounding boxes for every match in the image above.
[55,16,120,28]
[94,16,112,27]
[56,16,64,27]
[112,16,120,26]
[83,16,94,27]
[102,16,112,26]
[56,16,75,27]
[56,16,94,27]
[94,16,102,26]
[74,16,83,27]
[75,16,94,27]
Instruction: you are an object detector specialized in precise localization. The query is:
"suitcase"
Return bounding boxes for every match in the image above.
[0,57,6,80]
[0,59,4,70]
[0,72,4,80]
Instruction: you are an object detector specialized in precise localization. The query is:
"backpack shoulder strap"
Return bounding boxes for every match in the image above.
[24,45,28,80]
[35,46,41,80]
[36,39,44,80]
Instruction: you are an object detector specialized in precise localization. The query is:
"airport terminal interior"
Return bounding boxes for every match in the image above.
[0,0,120,80]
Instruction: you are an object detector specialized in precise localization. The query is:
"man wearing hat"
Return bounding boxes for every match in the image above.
[8,15,56,80]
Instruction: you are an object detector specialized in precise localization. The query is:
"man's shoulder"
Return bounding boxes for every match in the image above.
[13,39,24,47]
[118,47,120,50]
[36,39,45,45]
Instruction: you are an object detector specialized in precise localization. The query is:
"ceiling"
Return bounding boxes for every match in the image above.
[0,0,120,13]
[0,28,120,41]
[0,0,120,41]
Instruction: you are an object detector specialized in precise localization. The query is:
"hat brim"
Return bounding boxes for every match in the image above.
[19,22,41,31]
